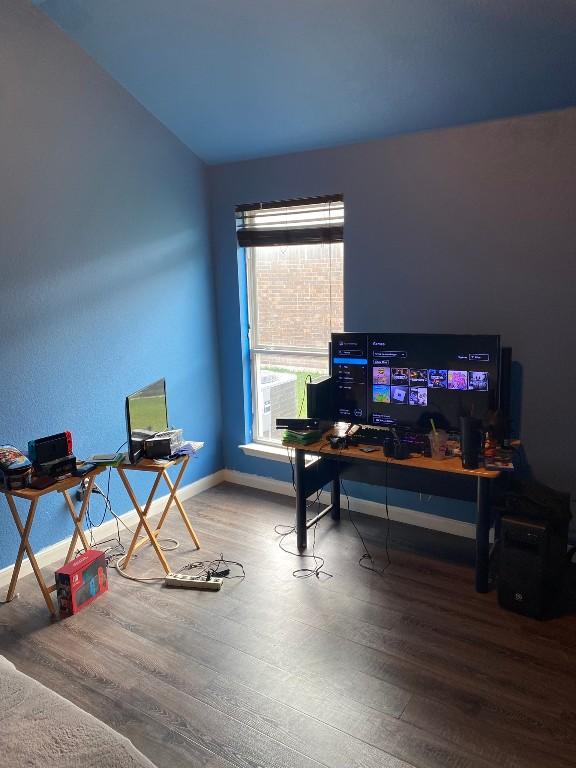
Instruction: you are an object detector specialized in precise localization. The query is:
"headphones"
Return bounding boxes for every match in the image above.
[329,434,348,449]
[383,428,411,460]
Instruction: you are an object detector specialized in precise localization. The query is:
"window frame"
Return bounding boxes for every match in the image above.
[239,198,343,447]
[245,246,340,447]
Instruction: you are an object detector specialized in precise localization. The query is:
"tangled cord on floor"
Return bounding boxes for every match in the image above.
[333,445,391,576]
[274,520,332,580]
[78,474,182,583]
[75,451,247,586]
[279,448,332,580]
[340,476,391,576]
[178,553,246,581]
[278,445,392,579]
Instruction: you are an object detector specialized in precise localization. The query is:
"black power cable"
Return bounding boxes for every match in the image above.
[339,479,391,576]
[297,374,312,417]
[274,515,332,580]
[178,554,245,581]
[76,441,181,578]
[277,447,332,579]
[334,444,391,575]
[281,438,392,579]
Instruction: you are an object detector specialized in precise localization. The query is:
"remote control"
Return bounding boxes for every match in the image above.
[164,573,223,591]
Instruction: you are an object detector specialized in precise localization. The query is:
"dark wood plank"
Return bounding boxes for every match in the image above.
[0,618,235,768]
[401,695,576,768]
[1,482,575,768]
[194,674,494,768]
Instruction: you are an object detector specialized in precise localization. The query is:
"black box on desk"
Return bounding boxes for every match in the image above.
[306,376,333,423]
[37,455,77,478]
[143,428,183,458]
[143,436,172,458]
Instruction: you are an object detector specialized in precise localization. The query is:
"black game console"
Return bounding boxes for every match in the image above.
[143,429,183,459]
[144,436,172,459]
[73,462,97,477]
[28,431,76,478]
[37,455,77,478]
[28,432,73,465]
[275,418,320,431]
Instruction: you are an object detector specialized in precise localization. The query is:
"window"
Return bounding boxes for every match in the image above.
[236,196,344,445]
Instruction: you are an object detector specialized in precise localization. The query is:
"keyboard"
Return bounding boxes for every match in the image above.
[352,425,428,454]
[351,425,390,446]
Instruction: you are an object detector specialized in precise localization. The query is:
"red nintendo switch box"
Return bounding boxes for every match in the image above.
[55,549,108,616]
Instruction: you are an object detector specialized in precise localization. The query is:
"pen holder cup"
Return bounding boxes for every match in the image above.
[428,430,448,460]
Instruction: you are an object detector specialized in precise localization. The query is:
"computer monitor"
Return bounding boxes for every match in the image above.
[125,379,168,463]
[331,333,501,431]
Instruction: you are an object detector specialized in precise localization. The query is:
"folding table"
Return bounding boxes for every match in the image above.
[1,467,104,615]
[115,455,200,574]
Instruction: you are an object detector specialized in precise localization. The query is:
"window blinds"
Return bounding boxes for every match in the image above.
[235,194,344,247]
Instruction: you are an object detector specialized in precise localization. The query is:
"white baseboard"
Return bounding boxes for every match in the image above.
[222,469,476,540]
[0,470,226,591]
[1,465,477,590]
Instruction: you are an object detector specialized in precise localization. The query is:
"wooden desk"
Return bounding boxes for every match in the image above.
[1,468,105,615]
[284,436,508,593]
[116,455,200,574]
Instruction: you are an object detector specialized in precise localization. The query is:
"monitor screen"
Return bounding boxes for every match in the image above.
[332,333,500,430]
[125,379,168,463]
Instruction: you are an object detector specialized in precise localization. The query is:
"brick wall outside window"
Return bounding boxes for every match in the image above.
[252,243,344,352]
[249,241,344,442]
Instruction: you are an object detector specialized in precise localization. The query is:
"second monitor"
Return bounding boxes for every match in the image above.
[125,378,169,463]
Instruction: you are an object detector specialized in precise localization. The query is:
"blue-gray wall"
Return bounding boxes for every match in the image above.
[209,107,576,520]
[0,0,222,569]
[30,0,576,164]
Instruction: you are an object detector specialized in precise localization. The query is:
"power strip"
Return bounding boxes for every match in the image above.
[164,573,223,591]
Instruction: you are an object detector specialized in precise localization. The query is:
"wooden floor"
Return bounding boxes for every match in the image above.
[1,482,576,768]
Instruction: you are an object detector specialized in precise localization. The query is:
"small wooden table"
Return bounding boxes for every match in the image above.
[1,468,105,615]
[116,455,200,574]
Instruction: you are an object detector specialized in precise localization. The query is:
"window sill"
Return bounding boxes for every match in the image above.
[239,442,319,466]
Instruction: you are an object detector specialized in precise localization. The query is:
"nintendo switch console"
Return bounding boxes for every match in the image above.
[28,432,76,478]
[55,549,108,616]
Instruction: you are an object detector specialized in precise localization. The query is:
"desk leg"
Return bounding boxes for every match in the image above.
[5,497,55,615]
[331,477,341,521]
[161,463,200,550]
[475,477,491,593]
[155,460,188,532]
[117,469,170,572]
[295,450,307,551]
[62,475,97,562]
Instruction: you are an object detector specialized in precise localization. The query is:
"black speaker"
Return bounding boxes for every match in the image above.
[499,346,512,443]
[306,376,333,422]
[459,416,482,469]
[498,515,568,619]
